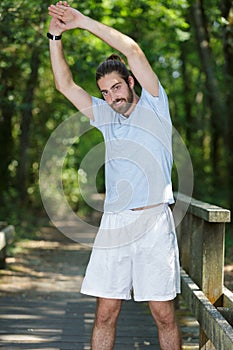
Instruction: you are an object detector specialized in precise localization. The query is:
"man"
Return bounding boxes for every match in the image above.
[48,2,181,349]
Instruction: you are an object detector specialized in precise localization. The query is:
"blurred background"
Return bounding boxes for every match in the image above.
[0,0,232,257]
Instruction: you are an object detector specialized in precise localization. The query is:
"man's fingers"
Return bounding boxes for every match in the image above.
[57,1,70,6]
[48,2,72,26]
[48,5,68,21]
[49,4,67,13]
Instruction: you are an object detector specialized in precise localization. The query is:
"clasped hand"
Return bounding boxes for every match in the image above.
[48,1,84,34]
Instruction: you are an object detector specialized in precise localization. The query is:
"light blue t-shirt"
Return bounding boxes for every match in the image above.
[91,82,174,212]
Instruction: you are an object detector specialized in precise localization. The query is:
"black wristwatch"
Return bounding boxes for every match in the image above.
[47,32,62,40]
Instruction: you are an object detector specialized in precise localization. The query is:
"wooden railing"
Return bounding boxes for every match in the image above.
[0,222,15,268]
[174,193,233,350]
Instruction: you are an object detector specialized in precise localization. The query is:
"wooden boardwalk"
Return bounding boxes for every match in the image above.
[0,296,161,349]
[0,224,199,349]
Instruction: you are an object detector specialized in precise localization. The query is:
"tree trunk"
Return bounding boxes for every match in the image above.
[180,41,193,144]
[17,48,40,202]
[221,0,233,211]
[0,67,15,197]
[190,0,225,189]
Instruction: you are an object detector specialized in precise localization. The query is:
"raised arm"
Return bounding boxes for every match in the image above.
[48,2,159,96]
[48,8,93,120]
[84,22,159,96]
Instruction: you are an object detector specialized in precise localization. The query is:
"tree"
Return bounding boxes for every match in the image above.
[190,1,225,187]
[0,0,232,222]
[221,0,233,211]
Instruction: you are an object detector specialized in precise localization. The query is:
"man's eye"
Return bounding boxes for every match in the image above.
[113,85,121,91]
[102,91,108,96]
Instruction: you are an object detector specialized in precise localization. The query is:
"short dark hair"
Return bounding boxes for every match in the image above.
[96,54,130,85]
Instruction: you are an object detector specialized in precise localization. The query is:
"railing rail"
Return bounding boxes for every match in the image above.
[174,193,233,350]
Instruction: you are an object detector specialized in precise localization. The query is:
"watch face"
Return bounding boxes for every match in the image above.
[47,32,62,40]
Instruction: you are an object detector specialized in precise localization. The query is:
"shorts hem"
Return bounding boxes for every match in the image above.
[134,291,180,302]
[80,289,132,300]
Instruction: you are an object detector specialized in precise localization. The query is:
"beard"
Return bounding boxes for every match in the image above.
[110,87,134,116]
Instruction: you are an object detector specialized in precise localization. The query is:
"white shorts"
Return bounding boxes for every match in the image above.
[80,204,180,301]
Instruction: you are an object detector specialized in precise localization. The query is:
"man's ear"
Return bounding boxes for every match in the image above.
[128,76,135,89]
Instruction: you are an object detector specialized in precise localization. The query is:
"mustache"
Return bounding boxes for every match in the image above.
[111,98,127,106]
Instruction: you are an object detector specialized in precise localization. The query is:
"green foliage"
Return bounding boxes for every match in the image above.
[0,0,232,246]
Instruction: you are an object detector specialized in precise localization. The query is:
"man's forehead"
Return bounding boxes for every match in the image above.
[98,72,124,90]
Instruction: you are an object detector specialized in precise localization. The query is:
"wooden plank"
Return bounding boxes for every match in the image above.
[223,286,233,308]
[175,193,231,223]
[189,215,204,290]
[182,217,225,304]
[181,269,233,350]
[217,308,233,327]
[176,211,193,274]
[218,288,233,326]
[175,194,231,348]
[0,298,160,349]
[201,221,225,303]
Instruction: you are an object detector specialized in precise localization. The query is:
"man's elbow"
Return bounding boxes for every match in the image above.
[54,80,62,92]
[132,42,141,54]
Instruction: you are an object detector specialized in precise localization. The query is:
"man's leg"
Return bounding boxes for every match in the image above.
[91,297,122,350]
[149,300,182,350]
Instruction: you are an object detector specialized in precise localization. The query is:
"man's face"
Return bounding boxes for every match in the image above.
[98,72,134,116]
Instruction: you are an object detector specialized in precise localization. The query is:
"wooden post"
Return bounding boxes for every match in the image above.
[199,221,226,350]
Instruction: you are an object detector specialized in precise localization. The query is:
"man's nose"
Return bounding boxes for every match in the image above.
[111,89,117,98]
[107,90,115,103]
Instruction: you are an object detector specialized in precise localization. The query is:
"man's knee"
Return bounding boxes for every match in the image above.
[149,300,176,327]
[95,298,122,326]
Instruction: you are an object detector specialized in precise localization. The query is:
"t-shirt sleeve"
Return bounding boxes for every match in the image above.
[90,96,112,132]
[141,81,172,125]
